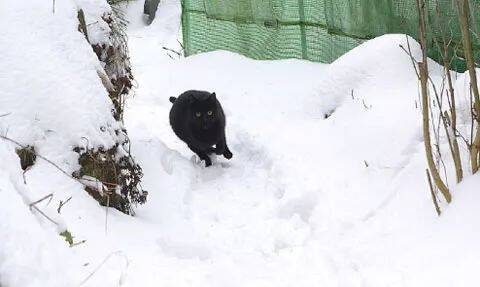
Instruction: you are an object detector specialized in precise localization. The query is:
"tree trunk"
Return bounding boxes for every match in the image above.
[417,0,452,203]
[457,0,480,173]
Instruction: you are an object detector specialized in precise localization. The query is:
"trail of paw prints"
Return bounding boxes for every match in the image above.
[229,129,273,170]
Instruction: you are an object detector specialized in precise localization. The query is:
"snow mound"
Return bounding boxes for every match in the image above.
[0,0,119,164]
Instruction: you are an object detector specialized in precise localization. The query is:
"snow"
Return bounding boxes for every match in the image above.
[0,0,119,161]
[0,0,120,285]
[0,143,78,287]
[1,0,480,286]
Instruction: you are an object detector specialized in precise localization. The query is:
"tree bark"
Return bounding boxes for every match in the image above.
[457,0,480,173]
[417,0,452,203]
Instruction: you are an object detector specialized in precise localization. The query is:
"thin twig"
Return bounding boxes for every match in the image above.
[362,99,371,110]
[1,135,77,180]
[0,135,112,189]
[29,193,53,207]
[71,239,87,247]
[79,251,129,286]
[428,75,454,186]
[162,46,182,57]
[57,196,72,214]
[400,44,420,79]
[29,194,57,224]
[105,193,110,234]
[176,39,185,52]
[30,205,58,225]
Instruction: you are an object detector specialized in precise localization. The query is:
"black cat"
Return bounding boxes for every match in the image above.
[169,90,233,167]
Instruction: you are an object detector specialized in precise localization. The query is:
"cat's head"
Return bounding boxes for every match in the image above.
[188,92,218,130]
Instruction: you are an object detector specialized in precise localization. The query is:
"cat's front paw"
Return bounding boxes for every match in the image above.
[204,157,212,167]
[223,150,233,159]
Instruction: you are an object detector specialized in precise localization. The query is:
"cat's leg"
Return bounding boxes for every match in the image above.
[189,145,212,167]
[206,146,216,154]
[216,136,233,159]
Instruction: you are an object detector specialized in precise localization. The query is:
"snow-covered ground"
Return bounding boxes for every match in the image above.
[1,0,480,286]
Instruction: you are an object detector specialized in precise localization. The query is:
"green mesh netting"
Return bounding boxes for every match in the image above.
[181,0,480,71]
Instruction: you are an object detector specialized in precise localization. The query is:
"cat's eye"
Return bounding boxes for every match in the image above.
[207,110,213,116]
[195,112,201,117]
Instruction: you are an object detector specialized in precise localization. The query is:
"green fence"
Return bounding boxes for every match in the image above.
[181,0,480,71]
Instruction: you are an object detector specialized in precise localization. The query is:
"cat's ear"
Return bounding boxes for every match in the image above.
[210,92,216,101]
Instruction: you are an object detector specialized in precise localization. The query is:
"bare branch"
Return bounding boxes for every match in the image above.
[79,251,129,286]
[30,205,58,225]
[0,134,113,190]
[29,193,53,207]
[57,196,72,214]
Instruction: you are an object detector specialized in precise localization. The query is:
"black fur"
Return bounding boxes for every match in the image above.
[169,90,232,167]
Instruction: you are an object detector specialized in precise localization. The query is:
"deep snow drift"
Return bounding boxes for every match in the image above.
[1,0,480,286]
